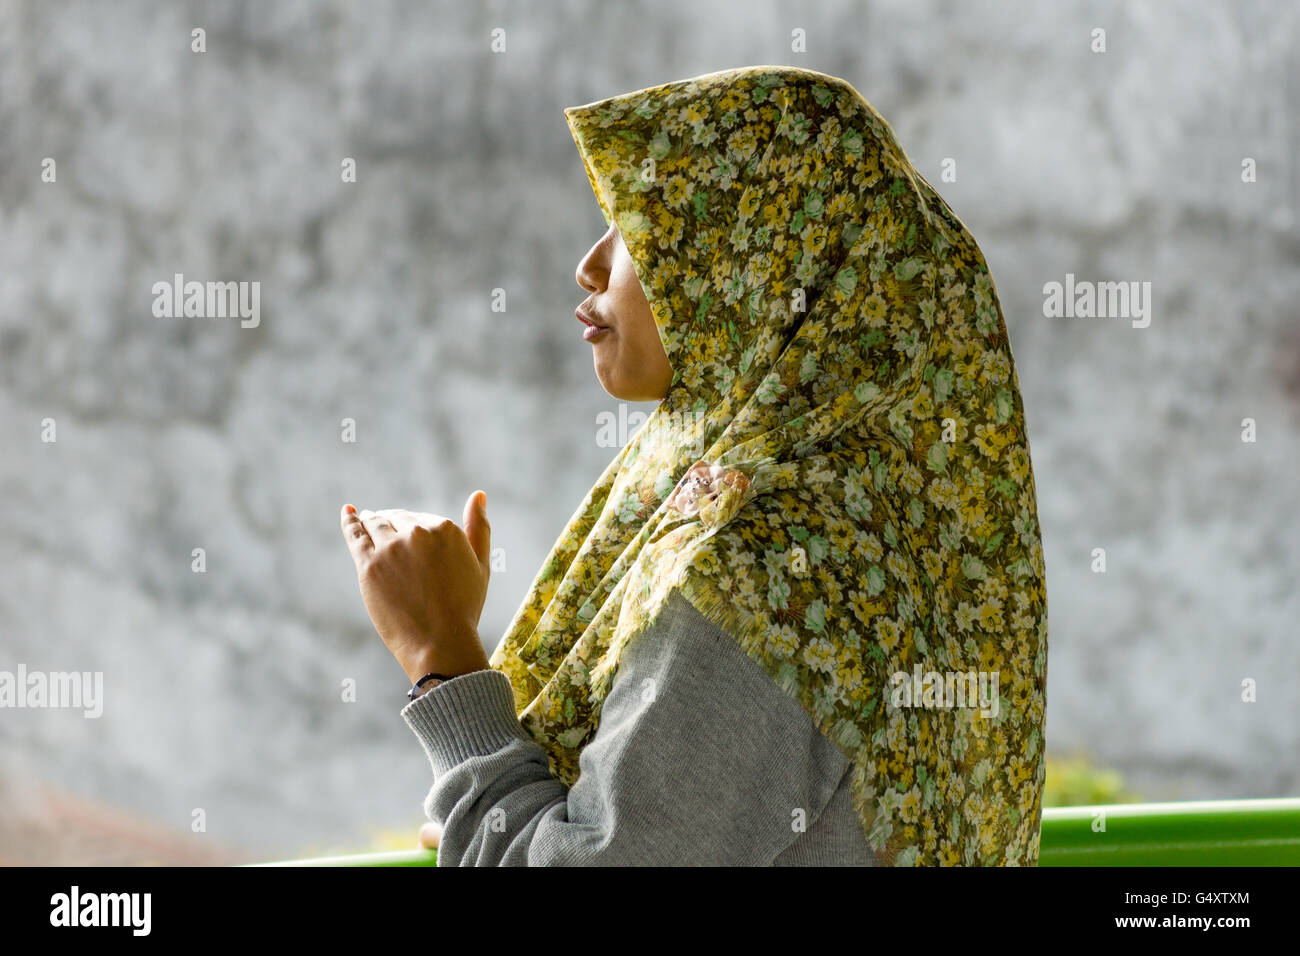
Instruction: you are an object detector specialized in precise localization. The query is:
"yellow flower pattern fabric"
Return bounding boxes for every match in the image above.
[488,66,1049,865]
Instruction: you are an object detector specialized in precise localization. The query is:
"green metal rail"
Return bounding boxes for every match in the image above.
[250,797,1300,866]
[1034,798,1300,866]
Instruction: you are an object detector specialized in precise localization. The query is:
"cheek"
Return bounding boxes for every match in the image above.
[622,312,658,368]
[610,260,641,309]
[612,271,654,340]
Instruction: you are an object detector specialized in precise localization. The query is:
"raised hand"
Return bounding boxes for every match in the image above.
[340,490,493,685]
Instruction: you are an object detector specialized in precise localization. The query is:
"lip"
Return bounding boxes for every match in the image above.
[575,306,609,330]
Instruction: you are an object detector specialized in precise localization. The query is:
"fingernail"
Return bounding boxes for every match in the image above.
[344,504,356,515]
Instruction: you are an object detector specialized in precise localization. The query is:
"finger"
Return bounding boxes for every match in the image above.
[372,509,450,536]
[340,505,375,566]
[462,490,491,579]
[389,509,453,532]
[358,509,400,542]
[418,820,441,850]
[370,508,414,532]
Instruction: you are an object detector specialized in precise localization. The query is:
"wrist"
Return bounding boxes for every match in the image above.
[401,641,489,686]
[403,659,490,686]
[397,632,486,686]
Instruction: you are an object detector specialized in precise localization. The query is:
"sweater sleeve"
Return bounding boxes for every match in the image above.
[399,589,851,866]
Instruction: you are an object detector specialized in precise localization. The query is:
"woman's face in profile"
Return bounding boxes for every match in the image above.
[574,222,674,402]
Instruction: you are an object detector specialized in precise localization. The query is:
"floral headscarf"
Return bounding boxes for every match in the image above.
[488,66,1049,866]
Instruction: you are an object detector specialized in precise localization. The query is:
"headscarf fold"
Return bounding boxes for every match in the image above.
[488,66,1049,865]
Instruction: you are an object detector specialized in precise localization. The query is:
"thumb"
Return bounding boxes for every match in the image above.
[462,489,491,575]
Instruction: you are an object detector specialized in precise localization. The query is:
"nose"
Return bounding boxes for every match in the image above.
[576,222,617,293]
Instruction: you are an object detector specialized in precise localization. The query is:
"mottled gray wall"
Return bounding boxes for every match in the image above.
[1,0,1296,860]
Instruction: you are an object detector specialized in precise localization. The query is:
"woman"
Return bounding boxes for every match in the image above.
[340,65,1048,866]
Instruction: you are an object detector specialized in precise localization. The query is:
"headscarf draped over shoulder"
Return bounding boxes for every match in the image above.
[489,65,1049,866]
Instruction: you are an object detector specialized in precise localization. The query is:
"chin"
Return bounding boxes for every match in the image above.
[598,378,645,402]
[601,383,636,401]
[595,360,664,403]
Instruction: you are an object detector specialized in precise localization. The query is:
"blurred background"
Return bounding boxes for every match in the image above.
[0,0,1296,864]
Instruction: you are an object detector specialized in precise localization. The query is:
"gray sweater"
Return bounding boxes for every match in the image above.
[400,589,877,866]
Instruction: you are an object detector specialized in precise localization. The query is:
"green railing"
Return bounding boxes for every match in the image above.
[1034,798,1300,866]
[250,797,1300,866]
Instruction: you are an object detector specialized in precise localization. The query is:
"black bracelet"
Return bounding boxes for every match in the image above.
[408,672,457,701]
